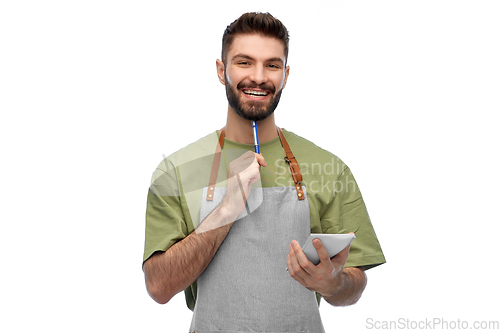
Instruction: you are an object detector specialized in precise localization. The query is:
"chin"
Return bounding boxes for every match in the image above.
[236,107,275,122]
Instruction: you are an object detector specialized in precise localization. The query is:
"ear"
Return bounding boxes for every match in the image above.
[216,59,226,85]
[282,65,290,90]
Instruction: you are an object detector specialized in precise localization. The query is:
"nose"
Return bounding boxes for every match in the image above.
[248,64,268,84]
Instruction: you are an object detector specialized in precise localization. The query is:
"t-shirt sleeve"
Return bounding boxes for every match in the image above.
[321,166,386,270]
[143,161,188,263]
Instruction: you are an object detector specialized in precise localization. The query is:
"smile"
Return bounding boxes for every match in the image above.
[242,89,270,97]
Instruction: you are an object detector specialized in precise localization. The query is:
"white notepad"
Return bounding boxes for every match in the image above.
[301,234,356,265]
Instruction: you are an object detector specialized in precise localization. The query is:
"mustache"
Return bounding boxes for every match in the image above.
[236,82,276,94]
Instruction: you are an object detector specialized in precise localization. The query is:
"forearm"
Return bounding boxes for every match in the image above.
[322,267,367,307]
[143,204,235,304]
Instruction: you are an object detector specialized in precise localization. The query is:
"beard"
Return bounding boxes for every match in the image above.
[224,72,283,122]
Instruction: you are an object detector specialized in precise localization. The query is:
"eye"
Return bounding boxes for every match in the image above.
[268,64,280,69]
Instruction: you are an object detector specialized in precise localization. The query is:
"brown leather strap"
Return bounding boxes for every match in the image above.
[206,128,225,200]
[206,126,304,201]
[276,127,305,200]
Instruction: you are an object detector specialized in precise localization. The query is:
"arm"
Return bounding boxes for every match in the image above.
[143,204,235,304]
[143,151,267,304]
[322,266,367,306]
[287,234,366,307]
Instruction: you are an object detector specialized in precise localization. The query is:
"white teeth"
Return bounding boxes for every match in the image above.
[243,89,269,96]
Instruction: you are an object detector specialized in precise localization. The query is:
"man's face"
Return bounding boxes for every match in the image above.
[217,34,290,121]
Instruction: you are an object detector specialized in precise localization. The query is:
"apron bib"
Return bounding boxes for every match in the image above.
[189,128,325,333]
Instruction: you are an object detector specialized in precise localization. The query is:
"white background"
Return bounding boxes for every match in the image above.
[1,0,499,332]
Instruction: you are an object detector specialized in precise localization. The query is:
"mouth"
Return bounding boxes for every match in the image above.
[242,89,270,99]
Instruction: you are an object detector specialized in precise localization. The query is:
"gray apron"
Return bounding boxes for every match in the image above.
[189,128,325,333]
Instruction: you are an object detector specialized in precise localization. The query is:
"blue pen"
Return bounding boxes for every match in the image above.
[252,121,260,154]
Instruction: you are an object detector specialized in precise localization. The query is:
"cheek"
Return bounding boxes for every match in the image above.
[225,73,234,86]
[274,75,286,91]
[225,68,243,87]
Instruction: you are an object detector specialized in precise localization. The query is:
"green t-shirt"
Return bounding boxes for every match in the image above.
[144,129,385,310]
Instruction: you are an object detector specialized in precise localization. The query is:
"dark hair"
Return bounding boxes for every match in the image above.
[221,12,290,65]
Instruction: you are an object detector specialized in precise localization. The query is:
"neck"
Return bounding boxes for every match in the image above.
[222,106,278,144]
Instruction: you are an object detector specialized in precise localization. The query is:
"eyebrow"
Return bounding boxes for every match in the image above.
[232,54,284,65]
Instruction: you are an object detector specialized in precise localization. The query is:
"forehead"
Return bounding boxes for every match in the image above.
[227,33,286,62]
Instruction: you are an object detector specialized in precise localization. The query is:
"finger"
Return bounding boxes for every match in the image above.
[237,152,264,173]
[332,232,354,263]
[287,246,308,285]
[254,153,267,167]
[331,243,351,267]
[239,151,258,167]
[290,240,315,274]
[313,238,333,266]
[286,253,294,275]
[228,153,253,177]
[288,242,306,273]
[231,153,260,180]
[243,157,262,187]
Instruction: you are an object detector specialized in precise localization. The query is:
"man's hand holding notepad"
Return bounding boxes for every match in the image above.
[301,233,356,265]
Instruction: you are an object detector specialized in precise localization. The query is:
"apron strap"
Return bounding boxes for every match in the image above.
[276,127,305,200]
[206,127,225,200]
[206,126,305,201]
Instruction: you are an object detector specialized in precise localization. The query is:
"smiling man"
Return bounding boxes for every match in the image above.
[143,12,385,333]
[221,33,287,122]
